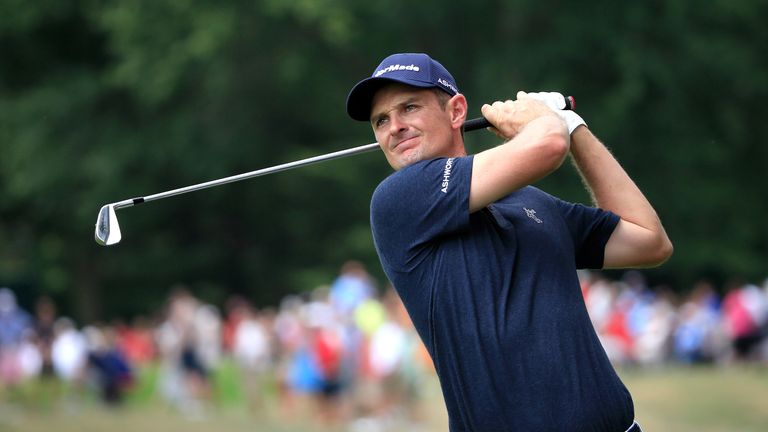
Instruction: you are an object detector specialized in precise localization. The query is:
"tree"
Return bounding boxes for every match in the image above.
[1,0,766,321]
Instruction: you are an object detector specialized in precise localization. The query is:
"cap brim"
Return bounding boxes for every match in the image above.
[346,77,438,122]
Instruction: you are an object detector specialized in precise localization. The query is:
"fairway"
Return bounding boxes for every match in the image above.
[621,366,768,431]
[2,365,766,432]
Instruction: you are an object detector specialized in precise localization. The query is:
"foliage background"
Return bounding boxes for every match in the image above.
[1,0,766,321]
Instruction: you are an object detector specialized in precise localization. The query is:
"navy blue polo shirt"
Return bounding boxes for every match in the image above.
[370,156,634,432]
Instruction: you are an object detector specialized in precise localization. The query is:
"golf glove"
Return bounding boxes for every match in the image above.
[527,91,586,135]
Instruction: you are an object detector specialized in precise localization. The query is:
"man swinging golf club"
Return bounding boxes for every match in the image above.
[347,53,673,431]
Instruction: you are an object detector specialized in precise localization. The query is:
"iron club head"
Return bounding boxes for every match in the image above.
[95,204,122,246]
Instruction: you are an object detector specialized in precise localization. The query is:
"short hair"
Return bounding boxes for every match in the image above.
[432,88,451,110]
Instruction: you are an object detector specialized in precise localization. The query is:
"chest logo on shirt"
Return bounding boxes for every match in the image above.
[523,207,543,223]
[440,157,455,193]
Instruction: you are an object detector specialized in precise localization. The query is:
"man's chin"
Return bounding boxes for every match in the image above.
[396,151,423,170]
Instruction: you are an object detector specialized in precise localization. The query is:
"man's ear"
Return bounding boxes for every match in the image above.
[448,94,468,130]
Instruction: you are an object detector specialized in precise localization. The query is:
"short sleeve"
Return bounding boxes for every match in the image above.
[554,198,620,269]
[370,156,473,272]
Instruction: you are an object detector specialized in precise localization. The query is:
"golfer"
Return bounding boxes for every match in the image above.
[346,53,672,432]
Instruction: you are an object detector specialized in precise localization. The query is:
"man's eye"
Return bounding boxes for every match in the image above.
[374,117,388,128]
[405,104,418,112]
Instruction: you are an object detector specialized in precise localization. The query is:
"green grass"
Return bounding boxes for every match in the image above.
[1,364,766,432]
[620,365,768,432]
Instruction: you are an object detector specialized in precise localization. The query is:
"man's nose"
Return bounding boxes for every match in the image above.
[388,113,407,135]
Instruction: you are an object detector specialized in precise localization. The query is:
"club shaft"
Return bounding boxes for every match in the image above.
[113,141,382,210]
[110,97,575,210]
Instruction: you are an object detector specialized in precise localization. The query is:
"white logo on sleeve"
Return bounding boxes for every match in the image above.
[523,207,543,223]
[440,158,455,193]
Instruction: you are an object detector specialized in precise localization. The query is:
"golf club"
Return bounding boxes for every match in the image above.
[95,97,575,246]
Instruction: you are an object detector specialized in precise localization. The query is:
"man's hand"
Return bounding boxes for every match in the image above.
[470,93,570,213]
[480,93,563,140]
[526,91,586,135]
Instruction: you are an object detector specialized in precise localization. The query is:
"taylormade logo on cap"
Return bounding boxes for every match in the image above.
[346,53,460,121]
[374,64,421,77]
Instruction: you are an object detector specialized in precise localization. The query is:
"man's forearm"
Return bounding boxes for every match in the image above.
[569,127,660,228]
[569,126,672,267]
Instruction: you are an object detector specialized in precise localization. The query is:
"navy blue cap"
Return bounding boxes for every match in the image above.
[346,53,460,121]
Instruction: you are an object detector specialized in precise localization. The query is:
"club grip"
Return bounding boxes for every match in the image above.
[462,95,575,132]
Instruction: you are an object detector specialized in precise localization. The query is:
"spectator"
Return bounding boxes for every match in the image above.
[34,296,57,379]
[722,281,768,361]
[232,302,273,411]
[367,290,408,416]
[633,288,677,366]
[305,287,348,425]
[51,317,88,383]
[673,280,723,364]
[16,329,43,382]
[83,325,133,405]
[193,303,223,374]
[329,261,376,319]
[116,316,156,366]
[0,288,33,387]
[155,287,211,417]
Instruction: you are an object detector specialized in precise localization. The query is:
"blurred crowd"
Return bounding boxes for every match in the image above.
[580,271,768,367]
[1,263,768,428]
